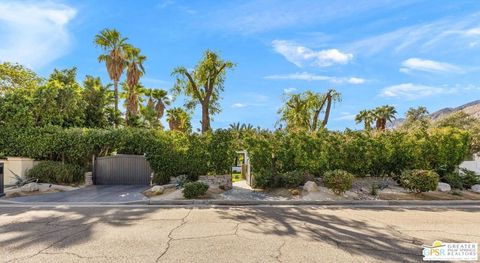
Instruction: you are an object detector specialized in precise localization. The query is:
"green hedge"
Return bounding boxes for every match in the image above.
[26,161,84,185]
[0,126,471,187]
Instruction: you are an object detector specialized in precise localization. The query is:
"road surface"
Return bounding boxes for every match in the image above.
[1,205,479,262]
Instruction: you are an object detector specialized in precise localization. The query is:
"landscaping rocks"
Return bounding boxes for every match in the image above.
[437,182,451,192]
[303,181,319,192]
[150,185,165,195]
[471,184,480,193]
[20,182,39,192]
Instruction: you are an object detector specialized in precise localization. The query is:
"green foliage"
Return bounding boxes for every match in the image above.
[461,168,480,189]
[278,170,313,188]
[26,161,84,185]
[83,76,115,128]
[443,172,464,189]
[323,170,354,195]
[400,169,439,193]
[183,181,209,199]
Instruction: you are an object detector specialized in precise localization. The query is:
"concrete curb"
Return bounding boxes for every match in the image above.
[2,198,480,207]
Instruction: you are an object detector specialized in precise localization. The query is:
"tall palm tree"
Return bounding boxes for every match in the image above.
[124,45,146,122]
[121,82,145,126]
[94,28,128,127]
[321,89,341,128]
[166,107,191,133]
[374,105,397,131]
[355,109,375,130]
[278,93,310,131]
[151,89,170,120]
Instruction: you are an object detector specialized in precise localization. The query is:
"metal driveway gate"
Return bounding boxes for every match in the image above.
[94,155,152,185]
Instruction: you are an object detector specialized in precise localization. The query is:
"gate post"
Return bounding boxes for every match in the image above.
[92,155,96,185]
[0,163,5,197]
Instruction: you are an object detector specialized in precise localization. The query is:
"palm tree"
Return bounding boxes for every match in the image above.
[121,83,145,126]
[229,122,255,132]
[151,89,170,120]
[166,107,191,133]
[321,89,341,128]
[94,28,129,127]
[374,105,397,131]
[278,93,309,131]
[124,45,146,122]
[355,109,375,130]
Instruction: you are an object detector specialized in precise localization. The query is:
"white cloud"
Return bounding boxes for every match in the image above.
[334,113,356,121]
[400,58,463,73]
[283,87,297,94]
[272,40,353,67]
[465,27,480,36]
[347,77,365,84]
[380,83,455,100]
[232,103,247,108]
[264,72,365,85]
[0,1,76,69]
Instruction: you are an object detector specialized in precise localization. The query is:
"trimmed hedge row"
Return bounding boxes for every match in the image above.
[241,128,470,182]
[0,126,471,187]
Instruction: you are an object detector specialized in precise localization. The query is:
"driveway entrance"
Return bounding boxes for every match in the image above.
[8,185,149,203]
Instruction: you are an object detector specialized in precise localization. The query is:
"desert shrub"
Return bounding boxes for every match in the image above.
[183,181,209,199]
[400,169,439,193]
[443,172,464,189]
[323,170,354,195]
[26,161,84,184]
[460,168,480,189]
[278,170,312,188]
[252,170,275,189]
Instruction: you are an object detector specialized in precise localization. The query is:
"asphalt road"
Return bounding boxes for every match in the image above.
[0,205,479,262]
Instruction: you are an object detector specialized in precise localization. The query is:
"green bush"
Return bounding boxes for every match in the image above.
[460,168,480,189]
[400,169,439,193]
[26,161,84,184]
[323,170,354,195]
[443,172,464,189]
[279,170,312,188]
[183,181,209,199]
[252,170,275,189]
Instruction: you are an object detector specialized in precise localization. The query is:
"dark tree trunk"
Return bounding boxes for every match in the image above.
[113,81,119,128]
[201,102,211,133]
[322,95,332,128]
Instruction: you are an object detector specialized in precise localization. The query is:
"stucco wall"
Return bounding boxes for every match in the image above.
[0,157,38,186]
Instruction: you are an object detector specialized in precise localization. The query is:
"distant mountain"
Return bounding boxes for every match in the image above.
[388,100,480,129]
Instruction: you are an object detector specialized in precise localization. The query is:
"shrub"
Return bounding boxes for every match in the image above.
[400,170,439,193]
[460,168,480,189]
[26,161,84,185]
[183,181,209,199]
[252,170,275,189]
[323,170,354,195]
[278,170,312,188]
[443,172,464,189]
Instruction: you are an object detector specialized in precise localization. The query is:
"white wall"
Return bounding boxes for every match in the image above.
[460,158,480,175]
[1,157,37,186]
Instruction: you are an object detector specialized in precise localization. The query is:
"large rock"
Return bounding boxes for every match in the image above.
[150,185,165,195]
[437,182,451,192]
[21,182,39,192]
[303,181,319,192]
[471,184,480,193]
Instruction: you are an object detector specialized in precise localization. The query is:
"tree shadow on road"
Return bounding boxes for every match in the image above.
[214,206,472,262]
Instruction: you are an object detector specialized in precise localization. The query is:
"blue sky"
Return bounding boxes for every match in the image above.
[1,0,480,130]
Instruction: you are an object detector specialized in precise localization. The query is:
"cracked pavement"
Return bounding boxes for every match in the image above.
[0,205,479,262]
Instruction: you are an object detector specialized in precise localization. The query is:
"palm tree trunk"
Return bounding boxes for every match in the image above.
[201,102,211,133]
[322,95,332,128]
[114,81,119,128]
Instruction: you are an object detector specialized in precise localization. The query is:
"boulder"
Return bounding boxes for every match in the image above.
[437,182,451,192]
[291,189,300,195]
[162,184,177,189]
[21,182,39,192]
[150,185,165,195]
[303,181,319,192]
[471,184,480,193]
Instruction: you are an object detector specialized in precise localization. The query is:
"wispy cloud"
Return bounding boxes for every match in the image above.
[334,113,356,121]
[349,14,480,55]
[400,58,463,73]
[272,40,353,67]
[283,87,297,94]
[380,83,455,100]
[231,103,247,108]
[0,1,76,69]
[264,72,365,85]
